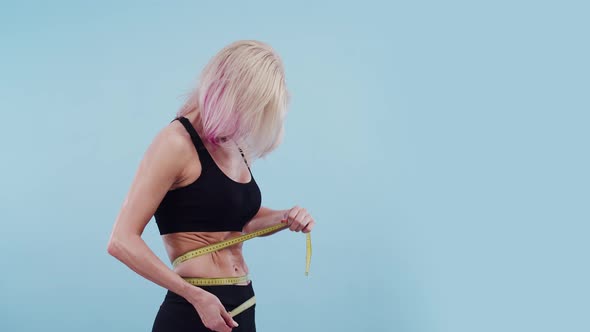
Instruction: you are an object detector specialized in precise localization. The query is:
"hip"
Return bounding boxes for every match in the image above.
[152,281,256,332]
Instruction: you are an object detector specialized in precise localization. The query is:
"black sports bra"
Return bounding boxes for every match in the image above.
[154,116,262,235]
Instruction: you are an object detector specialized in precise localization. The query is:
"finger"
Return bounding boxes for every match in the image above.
[215,322,232,332]
[207,320,227,332]
[221,309,239,328]
[289,208,306,231]
[302,219,315,233]
[294,215,312,232]
[287,206,300,226]
[214,322,231,332]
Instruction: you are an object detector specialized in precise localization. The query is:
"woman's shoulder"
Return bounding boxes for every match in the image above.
[153,120,194,154]
[141,119,199,172]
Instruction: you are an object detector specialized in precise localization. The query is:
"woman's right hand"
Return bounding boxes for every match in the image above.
[190,290,239,332]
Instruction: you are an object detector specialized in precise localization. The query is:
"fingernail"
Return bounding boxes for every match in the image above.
[234,322,239,327]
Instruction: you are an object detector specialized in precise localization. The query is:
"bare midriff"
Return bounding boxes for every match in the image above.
[162,231,251,285]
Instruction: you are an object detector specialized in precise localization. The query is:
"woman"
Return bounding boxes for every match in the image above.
[106,40,316,332]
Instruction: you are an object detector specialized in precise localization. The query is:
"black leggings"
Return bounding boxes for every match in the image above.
[152,281,256,332]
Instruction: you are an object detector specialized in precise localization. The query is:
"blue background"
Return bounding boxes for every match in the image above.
[1,1,588,331]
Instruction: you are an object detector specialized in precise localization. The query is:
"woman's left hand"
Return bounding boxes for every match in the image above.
[281,206,316,233]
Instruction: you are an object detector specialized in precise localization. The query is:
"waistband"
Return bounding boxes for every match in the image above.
[163,280,255,308]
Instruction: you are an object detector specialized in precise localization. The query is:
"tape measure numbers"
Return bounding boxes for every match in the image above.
[183,275,250,286]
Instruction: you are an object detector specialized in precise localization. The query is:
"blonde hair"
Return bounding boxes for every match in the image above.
[177,40,290,161]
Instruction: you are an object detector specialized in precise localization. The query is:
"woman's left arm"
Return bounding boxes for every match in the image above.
[242,205,315,236]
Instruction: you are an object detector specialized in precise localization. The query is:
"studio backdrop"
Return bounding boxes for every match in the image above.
[1,1,588,331]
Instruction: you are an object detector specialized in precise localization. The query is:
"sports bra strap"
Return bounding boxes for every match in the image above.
[173,116,215,167]
[173,116,250,169]
[237,145,250,169]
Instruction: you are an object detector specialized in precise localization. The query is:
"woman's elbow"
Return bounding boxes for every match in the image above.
[107,232,133,258]
[106,236,122,257]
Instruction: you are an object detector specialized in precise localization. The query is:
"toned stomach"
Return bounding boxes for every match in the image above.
[162,231,250,285]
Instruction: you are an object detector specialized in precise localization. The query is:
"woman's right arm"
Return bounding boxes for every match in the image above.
[106,124,238,331]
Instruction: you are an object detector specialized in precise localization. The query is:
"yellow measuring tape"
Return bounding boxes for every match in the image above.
[183,275,251,286]
[173,222,312,317]
[229,295,257,317]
